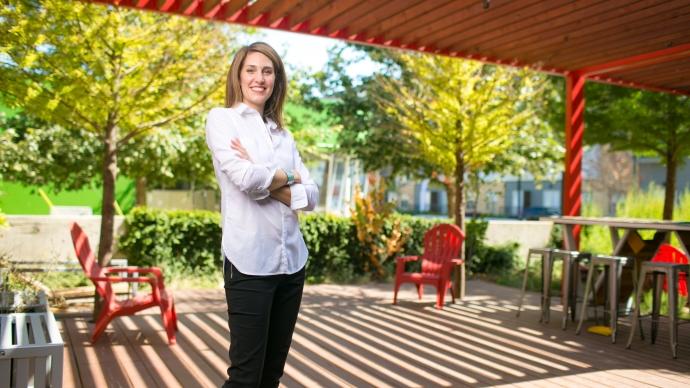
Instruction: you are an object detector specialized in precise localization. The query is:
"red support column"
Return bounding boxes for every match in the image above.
[564,72,585,247]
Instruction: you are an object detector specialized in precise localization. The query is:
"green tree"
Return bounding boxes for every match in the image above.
[1,0,234,267]
[311,45,434,178]
[0,112,217,206]
[284,68,340,161]
[586,84,690,219]
[376,53,558,229]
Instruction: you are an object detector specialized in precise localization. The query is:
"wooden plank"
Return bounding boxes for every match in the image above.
[264,0,306,25]
[462,0,633,55]
[114,316,181,388]
[299,310,452,386]
[384,0,477,43]
[435,0,585,50]
[57,319,82,388]
[607,53,690,79]
[138,314,223,387]
[399,0,489,46]
[247,0,281,21]
[560,17,690,69]
[284,0,331,27]
[324,0,388,33]
[63,318,127,387]
[366,0,453,39]
[502,1,688,66]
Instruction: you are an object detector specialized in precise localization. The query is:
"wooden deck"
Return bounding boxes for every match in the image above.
[56,280,690,387]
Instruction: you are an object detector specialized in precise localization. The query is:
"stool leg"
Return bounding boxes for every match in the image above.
[576,261,596,335]
[610,261,619,344]
[651,272,662,344]
[516,252,533,318]
[542,253,553,324]
[570,258,580,323]
[668,268,679,359]
[561,255,571,330]
[627,267,647,349]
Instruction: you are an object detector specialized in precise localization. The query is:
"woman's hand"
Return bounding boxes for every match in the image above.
[270,186,291,207]
[231,138,252,162]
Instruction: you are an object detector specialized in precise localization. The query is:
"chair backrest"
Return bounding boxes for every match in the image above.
[421,224,465,276]
[70,222,108,298]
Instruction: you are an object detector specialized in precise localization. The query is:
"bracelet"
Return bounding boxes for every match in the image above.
[284,169,295,185]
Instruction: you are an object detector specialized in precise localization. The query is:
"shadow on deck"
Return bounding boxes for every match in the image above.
[57,280,690,387]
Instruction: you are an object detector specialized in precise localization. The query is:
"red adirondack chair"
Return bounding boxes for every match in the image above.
[70,222,177,344]
[393,223,466,309]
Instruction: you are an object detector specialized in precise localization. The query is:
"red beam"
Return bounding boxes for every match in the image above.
[564,72,585,246]
[578,43,690,77]
[587,74,690,97]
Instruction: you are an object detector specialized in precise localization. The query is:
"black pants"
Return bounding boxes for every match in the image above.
[222,261,305,388]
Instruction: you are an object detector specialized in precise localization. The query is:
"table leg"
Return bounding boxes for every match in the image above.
[563,225,576,251]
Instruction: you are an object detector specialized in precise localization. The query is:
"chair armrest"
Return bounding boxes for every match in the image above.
[103,266,163,276]
[396,256,419,263]
[91,276,157,285]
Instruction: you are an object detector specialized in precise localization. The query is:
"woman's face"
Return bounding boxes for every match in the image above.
[240,51,275,114]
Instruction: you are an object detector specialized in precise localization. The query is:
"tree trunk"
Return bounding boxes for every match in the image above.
[454,158,466,230]
[444,180,455,219]
[663,152,677,220]
[453,134,466,299]
[94,123,118,319]
[136,176,147,206]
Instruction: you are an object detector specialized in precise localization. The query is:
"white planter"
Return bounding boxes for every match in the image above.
[0,291,63,388]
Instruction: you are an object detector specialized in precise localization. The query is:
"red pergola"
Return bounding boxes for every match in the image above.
[91,0,690,226]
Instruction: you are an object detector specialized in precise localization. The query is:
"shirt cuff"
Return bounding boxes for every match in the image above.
[290,184,307,210]
[248,189,270,201]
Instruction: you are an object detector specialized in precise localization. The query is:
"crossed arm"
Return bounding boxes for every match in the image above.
[230,138,300,207]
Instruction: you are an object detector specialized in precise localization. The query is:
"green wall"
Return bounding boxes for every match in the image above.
[0,178,136,215]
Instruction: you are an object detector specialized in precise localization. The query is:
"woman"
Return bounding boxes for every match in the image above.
[205,42,319,388]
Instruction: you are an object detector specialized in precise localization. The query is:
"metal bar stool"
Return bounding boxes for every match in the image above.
[516,248,553,320]
[626,261,690,358]
[576,254,630,343]
[517,248,590,329]
[552,250,591,329]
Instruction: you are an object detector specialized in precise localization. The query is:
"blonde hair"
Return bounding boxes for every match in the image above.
[225,42,287,128]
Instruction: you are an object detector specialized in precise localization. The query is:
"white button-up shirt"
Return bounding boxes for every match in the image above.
[205,103,319,275]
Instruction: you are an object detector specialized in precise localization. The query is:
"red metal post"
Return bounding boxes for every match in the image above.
[564,72,585,247]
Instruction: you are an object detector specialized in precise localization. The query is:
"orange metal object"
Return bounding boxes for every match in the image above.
[651,244,689,297]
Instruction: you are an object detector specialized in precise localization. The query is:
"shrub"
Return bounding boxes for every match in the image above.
[119,208,504,283]
[300,213,360,283]
[118,207,222,277]
[351,179,409,279]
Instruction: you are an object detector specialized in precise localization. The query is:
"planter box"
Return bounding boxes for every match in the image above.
[0,291,49,314]
[0,292,63,388]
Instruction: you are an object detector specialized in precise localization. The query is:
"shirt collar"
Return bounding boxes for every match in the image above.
[232,103,280,131]
[232,102,259,116]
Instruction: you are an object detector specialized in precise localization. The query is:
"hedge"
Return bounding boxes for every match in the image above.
[119,208,515,282]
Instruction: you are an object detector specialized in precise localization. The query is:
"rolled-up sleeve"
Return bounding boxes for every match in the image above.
[290,143,319,211]
[205,108,275,199]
